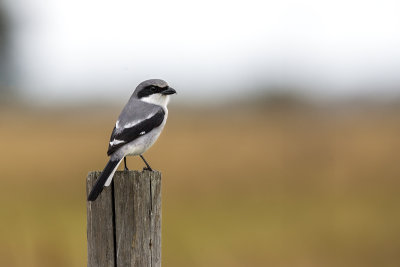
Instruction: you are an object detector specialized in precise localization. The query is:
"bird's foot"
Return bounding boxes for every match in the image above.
[143,167,153,172]
[123,157,129,171]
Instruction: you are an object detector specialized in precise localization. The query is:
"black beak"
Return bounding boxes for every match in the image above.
[162,87,177,95]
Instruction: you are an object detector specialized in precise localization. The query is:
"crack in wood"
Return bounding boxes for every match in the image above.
[87,170,161,267]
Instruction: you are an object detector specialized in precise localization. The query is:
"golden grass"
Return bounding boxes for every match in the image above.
[0,106,399,266]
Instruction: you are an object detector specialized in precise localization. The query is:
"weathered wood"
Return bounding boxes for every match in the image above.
[150,172,162,266]
[86,170,162,267]
[86,171,115,267]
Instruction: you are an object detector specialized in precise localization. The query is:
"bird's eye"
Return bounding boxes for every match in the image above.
[150,86,157,92]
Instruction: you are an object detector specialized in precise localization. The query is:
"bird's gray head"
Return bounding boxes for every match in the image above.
[133,79,176,107]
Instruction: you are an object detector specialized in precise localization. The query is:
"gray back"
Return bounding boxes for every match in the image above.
[116,97,161,133]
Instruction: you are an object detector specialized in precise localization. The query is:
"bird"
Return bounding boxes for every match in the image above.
[87,79,176,201]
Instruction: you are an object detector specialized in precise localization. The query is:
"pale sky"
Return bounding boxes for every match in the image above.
[4,0,400,104]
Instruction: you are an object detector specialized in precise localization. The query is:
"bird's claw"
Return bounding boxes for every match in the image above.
[143,167,153,172]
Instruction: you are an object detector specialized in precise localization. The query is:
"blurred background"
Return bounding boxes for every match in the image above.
[1,0,400,266]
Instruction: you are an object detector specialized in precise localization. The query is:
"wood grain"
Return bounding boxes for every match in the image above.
[86,171,115,267]
[87,170,162,267]
[150,172,162,266]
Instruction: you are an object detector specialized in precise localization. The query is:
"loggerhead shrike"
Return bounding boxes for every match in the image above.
[88,79,176,201]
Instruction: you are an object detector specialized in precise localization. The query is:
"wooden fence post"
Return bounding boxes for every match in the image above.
[86,170,162,267]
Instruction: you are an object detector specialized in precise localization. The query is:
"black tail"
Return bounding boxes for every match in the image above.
[87,159,120,201]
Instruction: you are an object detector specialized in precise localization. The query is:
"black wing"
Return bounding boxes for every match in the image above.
[107,108,165,156]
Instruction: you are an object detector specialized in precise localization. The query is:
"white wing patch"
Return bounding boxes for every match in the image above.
[109,139,124,146]
[122,113,156,129]
[124,120,140,129]
[140,131,146,135]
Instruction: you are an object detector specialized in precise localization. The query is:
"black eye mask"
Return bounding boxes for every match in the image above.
[138,85,168,98]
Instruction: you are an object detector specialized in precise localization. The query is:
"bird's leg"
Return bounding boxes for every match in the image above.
[124,157,129,171]
[140,155,153,171]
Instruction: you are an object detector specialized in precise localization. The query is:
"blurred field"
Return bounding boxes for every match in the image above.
[0,104,400,266]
